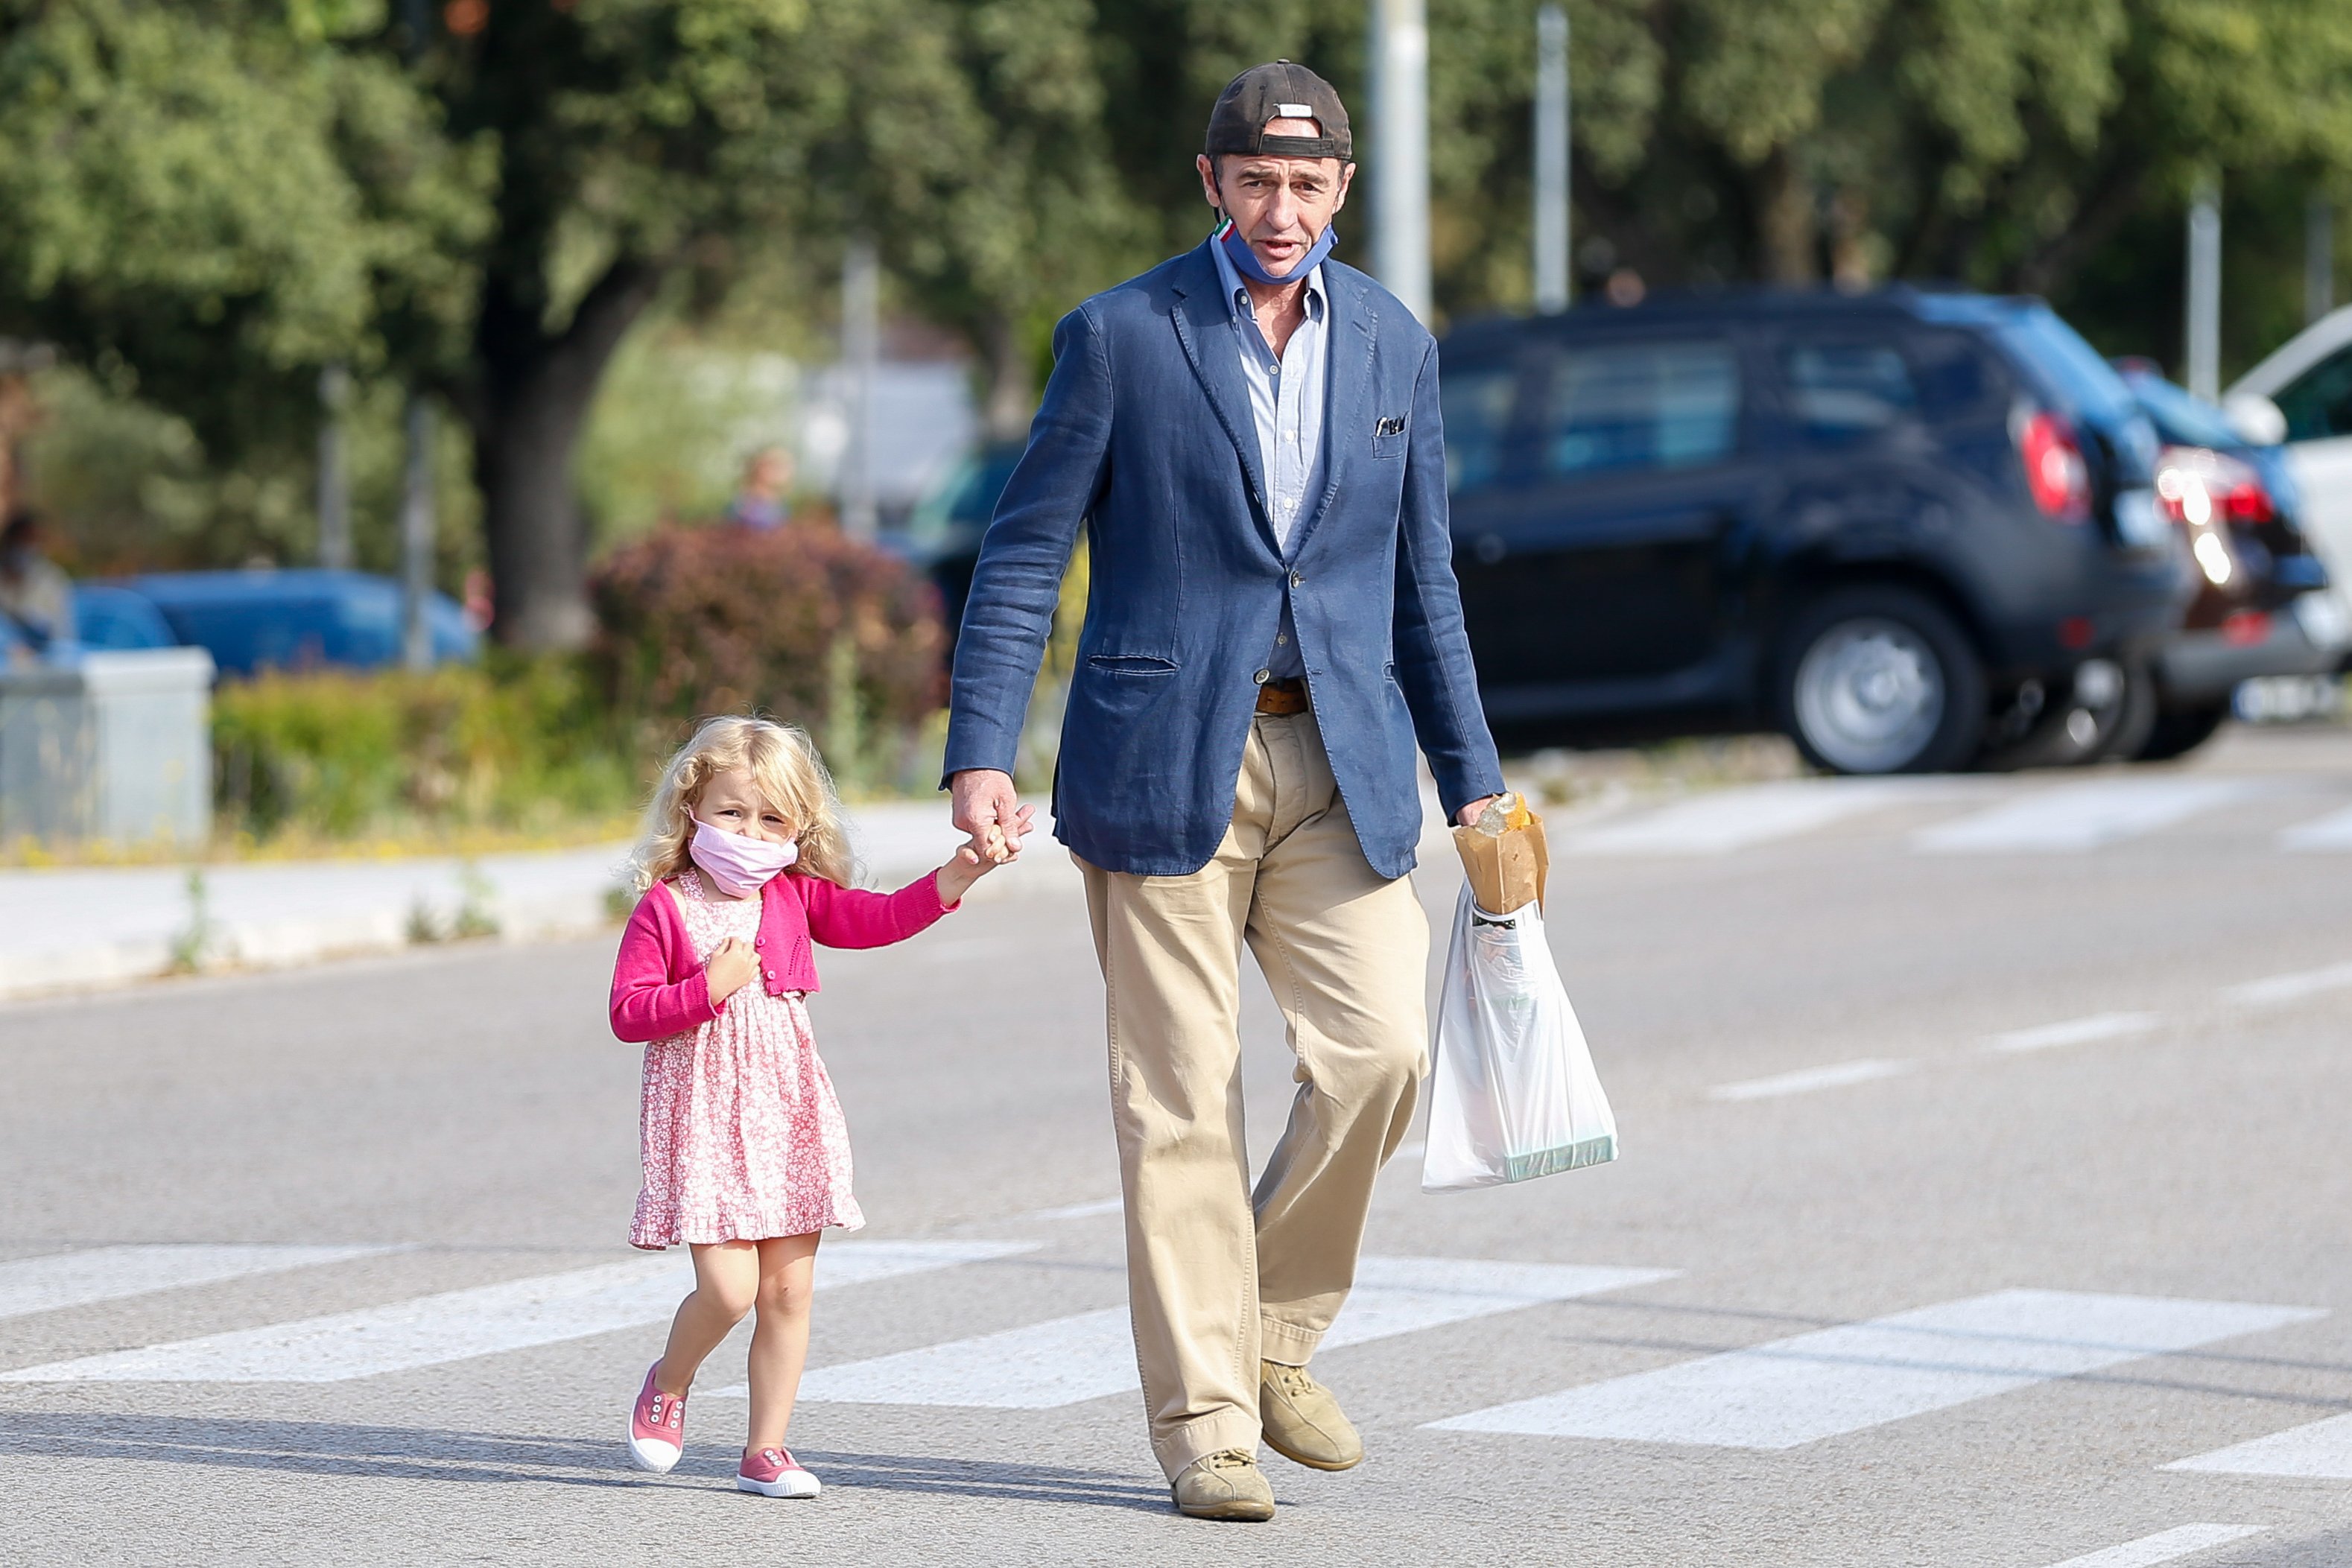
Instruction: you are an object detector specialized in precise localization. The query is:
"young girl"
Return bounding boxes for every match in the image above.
[608,715,1005,1497]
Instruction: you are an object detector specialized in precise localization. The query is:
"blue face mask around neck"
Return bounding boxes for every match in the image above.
[1217,218,1338,285]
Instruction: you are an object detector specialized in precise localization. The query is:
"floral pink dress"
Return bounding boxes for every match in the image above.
[629,869,863,1249]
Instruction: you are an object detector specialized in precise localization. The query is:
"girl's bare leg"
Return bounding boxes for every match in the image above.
[744,1232,822,1454]
[655,1241,759,1396]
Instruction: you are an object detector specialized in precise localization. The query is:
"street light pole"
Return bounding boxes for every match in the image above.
[399,0,435,659]
[1369,0,1432,324]
[1533,4,1570,314]
[2185,176,2222,403]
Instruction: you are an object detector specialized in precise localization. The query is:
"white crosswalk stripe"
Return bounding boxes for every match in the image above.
[729,1257,1676,1409]
[2040,1525,2266,1568]
[2222,960,2352,1007]
[1709,1058,1913,1101]
[0,1240,1032,1384]
[2280,802,2352,851]
[1563,779,1944,857]
[0,1245,398,1321]
[1914,779,2261,854]
[1425,1289,2322,1450]
[1988,1012,2161,1053]
[2164,1411,2352,1479]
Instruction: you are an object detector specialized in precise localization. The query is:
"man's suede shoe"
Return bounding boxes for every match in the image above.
[1261,1359,1364,1471]
[1170,1449,1275,1521]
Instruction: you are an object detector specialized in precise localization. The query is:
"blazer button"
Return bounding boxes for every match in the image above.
[765,969,777,982]
[1253,667,1271,685]
[1289,570,1304,587]
[753,936,764,948]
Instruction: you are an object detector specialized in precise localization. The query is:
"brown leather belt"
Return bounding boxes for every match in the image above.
[1255,676,1309,716]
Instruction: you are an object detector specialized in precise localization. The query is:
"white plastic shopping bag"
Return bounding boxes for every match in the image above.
[1421,885,1618,1192]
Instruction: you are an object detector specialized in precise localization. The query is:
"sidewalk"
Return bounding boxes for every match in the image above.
[1,789,1463,1003]
[0,801,990,1002]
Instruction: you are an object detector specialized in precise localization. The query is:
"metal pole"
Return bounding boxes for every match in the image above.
[2307,196,2335,326]
[1370,0,1432,324]
[1533,4,1570,314]
[317,364,351,571]
[2186,176,2221,403]
[400,399,435,670]
[840,236,879,539]
[398,0,434,660]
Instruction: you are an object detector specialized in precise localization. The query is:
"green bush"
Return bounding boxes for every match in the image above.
[212,658,635,843]
[588,522,945,789]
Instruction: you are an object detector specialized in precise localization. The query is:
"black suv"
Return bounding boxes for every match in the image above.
[1439,289,2194,772]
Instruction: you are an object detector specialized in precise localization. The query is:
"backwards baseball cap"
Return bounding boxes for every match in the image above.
[1203,60,1352,162]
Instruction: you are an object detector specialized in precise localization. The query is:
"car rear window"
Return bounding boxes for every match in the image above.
[1782,343,1919,444]
[2272,343,2352,440]
[1536,339,1740,477]
[2122,372,2242,449]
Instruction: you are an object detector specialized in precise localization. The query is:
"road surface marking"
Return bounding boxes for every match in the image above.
[1913,779,2256,854]
[2040,1525,2265,1568]
[0,1245,397,1321]
[0,1240,1033,1383]
[1019,1198,1124,1222]
[1709,1059,1912,1101]
[1564,779,1928,856]
[2280,802,2352,851]
[1988,1012,2162,1053]
[1424,1288,2321,1450]
[2222,961,2352,1007]
[741,1257,1676,1409]
[2166,1411,2352,1479]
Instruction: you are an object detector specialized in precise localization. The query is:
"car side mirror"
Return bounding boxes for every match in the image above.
[2222,392,2288,446]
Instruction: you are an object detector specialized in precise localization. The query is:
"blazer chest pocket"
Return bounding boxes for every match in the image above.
[1371,428,1408,461]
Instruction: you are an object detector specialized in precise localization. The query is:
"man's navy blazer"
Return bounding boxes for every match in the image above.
[942,242,1505,880]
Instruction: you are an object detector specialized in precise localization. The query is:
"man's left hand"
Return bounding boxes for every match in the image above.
[1455,795,1500,828]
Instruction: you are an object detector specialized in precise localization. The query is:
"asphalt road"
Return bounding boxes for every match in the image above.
[7,729,2352,1567]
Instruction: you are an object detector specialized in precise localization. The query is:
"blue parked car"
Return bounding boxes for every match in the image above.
[75,570,478,675]
[69,584,177,652]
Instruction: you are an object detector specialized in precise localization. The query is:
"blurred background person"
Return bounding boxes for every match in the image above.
[725,446,796,533]
[0,507,75,661]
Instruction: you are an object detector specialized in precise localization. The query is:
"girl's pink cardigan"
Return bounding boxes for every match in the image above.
[609,868,957,1043]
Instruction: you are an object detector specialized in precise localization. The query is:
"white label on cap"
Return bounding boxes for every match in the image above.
[1275,103,1315,118]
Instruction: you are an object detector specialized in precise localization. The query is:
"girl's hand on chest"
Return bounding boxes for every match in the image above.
[705,936,761,1004]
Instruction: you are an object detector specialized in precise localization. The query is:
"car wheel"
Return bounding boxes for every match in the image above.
[1776,587,1987,774]
[1981,655,2158,769]
[2132,700,2231,763]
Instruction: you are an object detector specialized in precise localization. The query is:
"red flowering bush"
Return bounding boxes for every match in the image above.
[589,523,946,783]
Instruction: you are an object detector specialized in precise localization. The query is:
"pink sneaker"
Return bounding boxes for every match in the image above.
[627,1361,686,1473]
[736,1446,821,1499]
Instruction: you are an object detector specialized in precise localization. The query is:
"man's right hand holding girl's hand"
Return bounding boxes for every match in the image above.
[704,936,761,1006]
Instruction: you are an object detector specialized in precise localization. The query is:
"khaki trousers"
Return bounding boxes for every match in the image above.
[1079,707,1430,1480]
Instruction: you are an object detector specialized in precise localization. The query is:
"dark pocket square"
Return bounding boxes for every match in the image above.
[1375,415,1407,437]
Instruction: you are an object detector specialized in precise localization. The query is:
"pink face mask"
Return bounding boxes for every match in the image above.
[689,817,798,898]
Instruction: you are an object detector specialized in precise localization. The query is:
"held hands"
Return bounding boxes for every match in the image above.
[949,769,1036,866]
[704,936,761,1006]
[1455,795,1500,829]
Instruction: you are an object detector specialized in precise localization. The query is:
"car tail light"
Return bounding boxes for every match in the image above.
[2017,412,2091,521]
[2222,610,2271,646]
[2155,445,2277,527]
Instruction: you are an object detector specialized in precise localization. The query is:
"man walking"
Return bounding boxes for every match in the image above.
[944,61,1503,1522]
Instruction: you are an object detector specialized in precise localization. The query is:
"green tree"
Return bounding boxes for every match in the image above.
[0,0,485,474]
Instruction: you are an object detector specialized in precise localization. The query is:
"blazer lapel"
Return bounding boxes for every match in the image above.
[1291,266,1377,558]
[1168,244,1278,549]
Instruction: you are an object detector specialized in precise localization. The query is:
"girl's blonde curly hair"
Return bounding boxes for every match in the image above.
[627,715,855,893]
